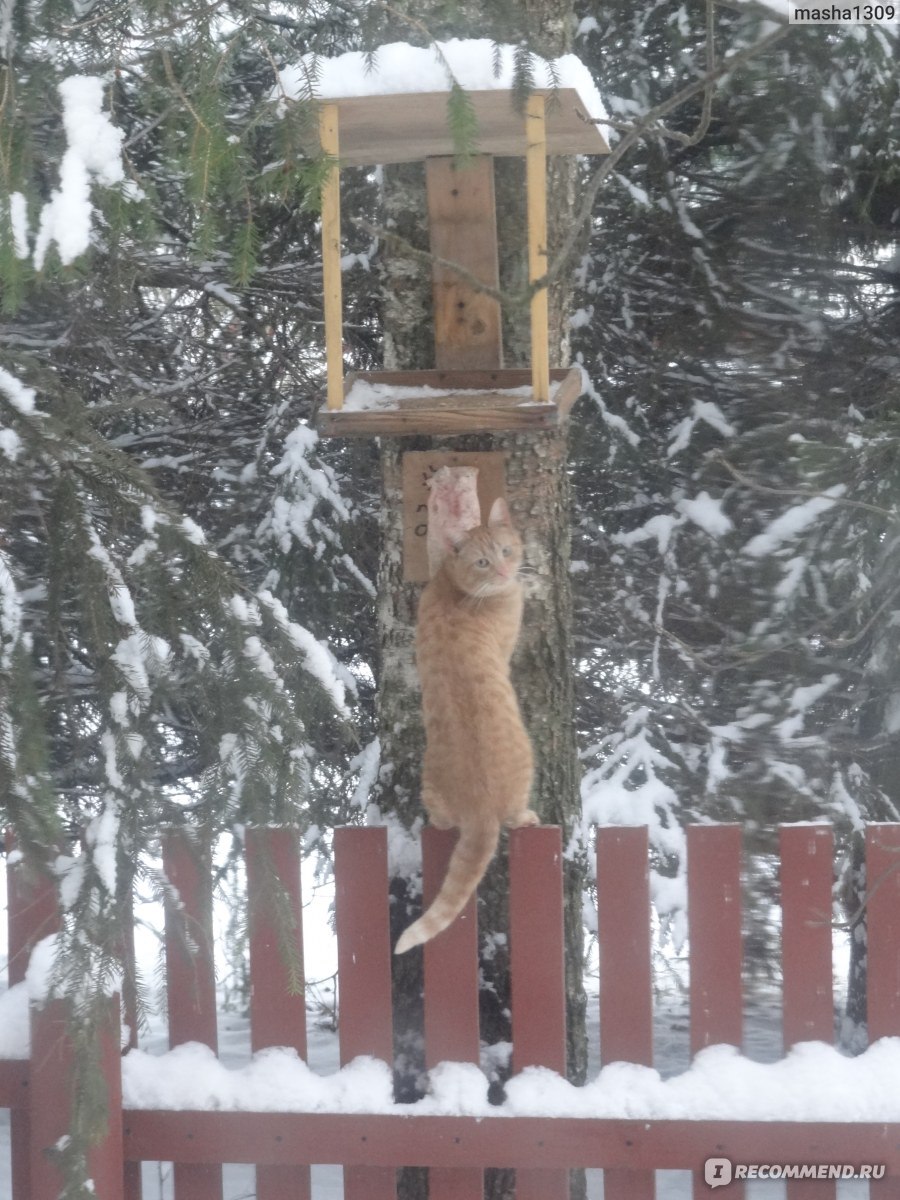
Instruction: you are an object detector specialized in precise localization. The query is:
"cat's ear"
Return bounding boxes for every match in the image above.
[488,497,512,527]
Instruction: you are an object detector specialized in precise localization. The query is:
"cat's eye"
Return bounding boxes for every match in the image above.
[475,557,489,568]
[501,546,512,557]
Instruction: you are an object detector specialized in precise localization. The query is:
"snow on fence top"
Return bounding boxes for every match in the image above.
[279,38,609,126]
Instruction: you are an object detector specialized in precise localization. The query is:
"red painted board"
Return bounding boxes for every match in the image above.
[597,825,655,1200]
[335,827,396,1200]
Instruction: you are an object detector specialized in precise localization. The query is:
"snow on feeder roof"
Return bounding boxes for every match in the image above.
[278,40,610,165]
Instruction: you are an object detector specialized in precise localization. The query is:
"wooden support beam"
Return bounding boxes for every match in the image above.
[526,94,550,405]
[426,156,503,370]
[319,103,344,411]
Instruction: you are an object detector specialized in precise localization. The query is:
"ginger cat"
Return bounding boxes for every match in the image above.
[395,497,538,954]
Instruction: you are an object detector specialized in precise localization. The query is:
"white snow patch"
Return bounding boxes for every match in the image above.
[118,1036,900,1124]
[0,365,37,413]
[280,39,608,127]
[667,401,736,458]
[743,486,846,558]
[675,492,732,537]
[0,983,29,1057]
[33,76,126,269]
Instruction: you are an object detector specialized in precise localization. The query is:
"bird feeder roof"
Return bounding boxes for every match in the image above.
[278,39,610,165]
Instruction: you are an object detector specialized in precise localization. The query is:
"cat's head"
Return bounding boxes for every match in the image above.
[442,498,523,597]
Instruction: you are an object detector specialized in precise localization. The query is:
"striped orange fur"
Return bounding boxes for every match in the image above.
[395,498,537,955]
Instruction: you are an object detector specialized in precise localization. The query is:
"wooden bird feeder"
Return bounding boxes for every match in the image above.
[314,88,609,440]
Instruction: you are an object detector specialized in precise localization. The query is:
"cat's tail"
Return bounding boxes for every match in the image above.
[394,818,500,954]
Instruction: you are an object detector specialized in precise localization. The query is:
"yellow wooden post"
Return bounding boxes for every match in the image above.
[319,103,344,410]
[525,93,549,405]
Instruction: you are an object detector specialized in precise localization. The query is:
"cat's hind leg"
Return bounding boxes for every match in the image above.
[422,781,455,829]
[505,808,539,829]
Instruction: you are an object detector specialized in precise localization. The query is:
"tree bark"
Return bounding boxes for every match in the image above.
[370,9,587,1200]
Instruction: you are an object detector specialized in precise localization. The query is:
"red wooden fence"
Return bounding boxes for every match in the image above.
[2,822,900,1200]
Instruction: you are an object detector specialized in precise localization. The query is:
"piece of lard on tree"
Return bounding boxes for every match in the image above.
[426,466,481,576]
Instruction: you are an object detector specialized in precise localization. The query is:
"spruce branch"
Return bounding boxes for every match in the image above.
[544,17,791,288]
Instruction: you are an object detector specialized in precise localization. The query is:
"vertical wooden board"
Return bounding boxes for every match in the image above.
[866,824,900,1041]
[780,824,834,1047]
[335,828,395,1200]
[688,825,743,1054]
[6,847,58,1200]
[422,827,481,1066]
[246,827,310,1200]
[597,826,653,1066]
[510,826,568,1200]
[597,826,654,1200]
[162,832,223,1200]
[30,998,124,1200]
[246,827,307,1056]
[402,450,507,583]
[423,827,483,1200]
[864,831,900,1200]
[335,827,394,1066]
[688,825,743,1200]
[525,94,549,405]
[426,155,503,371]
[780,825,836,1200]
[319,102,344,410]
[509,826,567,1073]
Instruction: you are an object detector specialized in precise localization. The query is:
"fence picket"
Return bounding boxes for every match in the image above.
[162,831,223,1200]
[688,824,743,1199]
[246,827,310,1200]
[597,825,655,1200]
[6,848,58,1200]
[780,824,836,1200]
[335,826,396,1200]
[510,825,569,1200]
[423,827,483,1200]
[866,824,900,1199]
[30,997,123,1200]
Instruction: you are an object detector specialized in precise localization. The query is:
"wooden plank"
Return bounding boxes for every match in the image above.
[780,824,834,1047]
[319,102,344,410]
[317,399,560,438]
[312,90,610,166]
[122,1112,900,1174]
[526,94,550,406]
[0,1059,29,1108]
[401,449,507,583]
[422,827,483,1200]
[597,826,654,1200]
[6,841,59,1200]
[30,998,124,1200]
[245,827,310,1200]
[866,823,900,1040]
[426,155,502,370]
[780,824,836,1200]
[688,824,743,1200]
[316,367,580,437]
[866,824,900,1199]
[688,825,743,1054]
[348,367,572,389]
[334,827,396,1200]
[510,826,568,1200]
[162,831,223,1200]
[335,827,394,1065]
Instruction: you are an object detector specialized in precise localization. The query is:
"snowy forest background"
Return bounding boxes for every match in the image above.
[1,0,899,1142]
